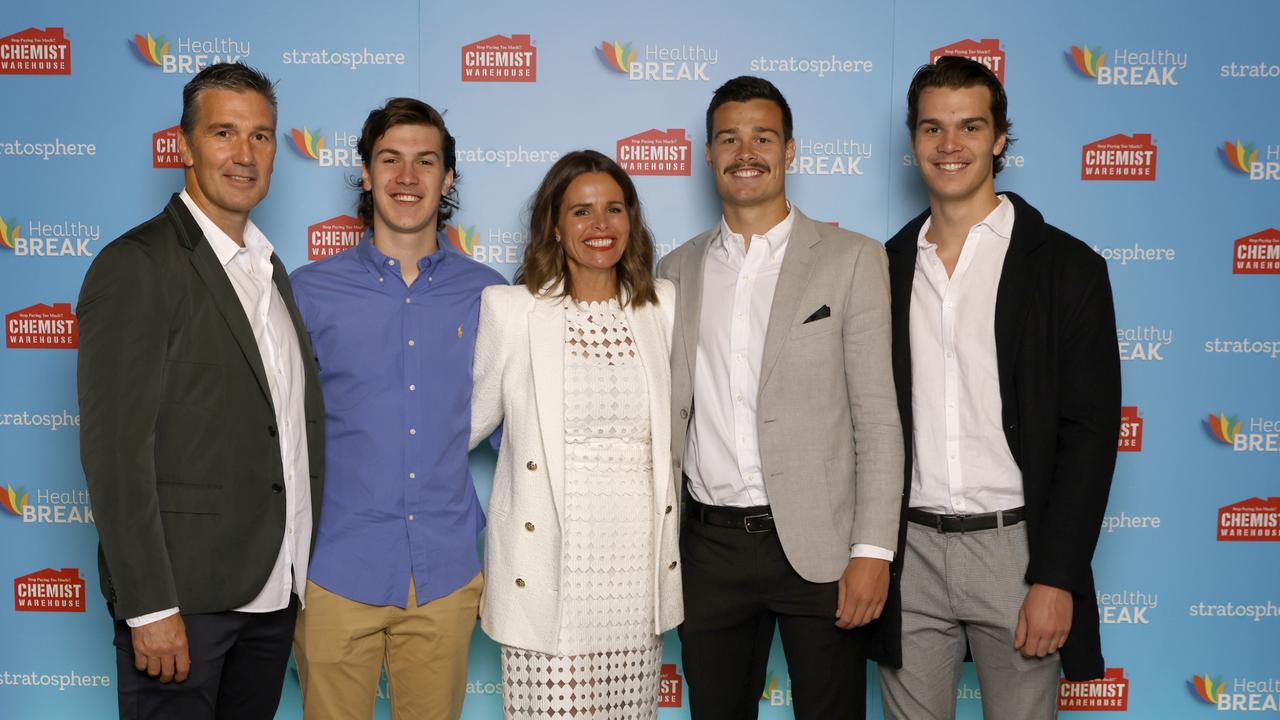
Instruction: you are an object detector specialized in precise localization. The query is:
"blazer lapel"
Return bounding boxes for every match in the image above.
[677,231,715,388]
[759,212,819,391]
[168,198,275,410]
[993,194,1044,392]
[625,299,672,518]
[529,295,566,519]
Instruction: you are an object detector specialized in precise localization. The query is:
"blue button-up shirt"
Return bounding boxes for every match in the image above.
[290,233,505,607]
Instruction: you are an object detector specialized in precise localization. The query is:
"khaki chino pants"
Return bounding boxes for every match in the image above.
[294,574,483,720]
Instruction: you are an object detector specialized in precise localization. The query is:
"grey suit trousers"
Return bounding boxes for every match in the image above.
[878,521,1061,720]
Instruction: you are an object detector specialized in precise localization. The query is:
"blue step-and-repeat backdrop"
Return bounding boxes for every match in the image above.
[2,0,1278,717]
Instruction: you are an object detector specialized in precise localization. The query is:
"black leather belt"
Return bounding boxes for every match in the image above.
[687,498,775,533]
[907,506,1025,533]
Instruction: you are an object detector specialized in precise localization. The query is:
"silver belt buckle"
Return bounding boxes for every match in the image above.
[743,513,772,533]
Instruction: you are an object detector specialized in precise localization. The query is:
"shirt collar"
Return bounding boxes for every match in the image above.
[179,189,272,267]
[356,230,451,281]
[717,201,796,259]
[917,194,1013,249]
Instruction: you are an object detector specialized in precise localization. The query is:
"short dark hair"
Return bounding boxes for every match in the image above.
[705,75,794,144]
[516,150,658,308]
[180,62,277,137]
[906,56,1014,175]
[351,98,459,231]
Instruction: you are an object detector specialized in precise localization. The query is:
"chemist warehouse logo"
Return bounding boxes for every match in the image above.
[1204,411,1279,453]
[446,224,523,265]
[1189,672,1280,711]
[931,39,1005,84]
[1068,43,1186,85]
[461,34,536,82]
[1218,498,1280,541]
[130,31,249,74]
[0,214,100,259]
[0,483,92,524]
[1059,668,1130,711]
[658,664,683,707]
[598,39,718,81]
[1118,406,1143,452]
[617,129,691,176]
[1222,139,1280,181]
[152,125,183,169]
[1081,134,1157,181]
[308,215,363,260]
[14,567,86,612]
[288,127,362,167]
[0,27,71,75]
[1234,229,1280,274]
[6,303,77,348]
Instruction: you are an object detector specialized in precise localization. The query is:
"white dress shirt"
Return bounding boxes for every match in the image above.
[909,195,1024,515]
[127,191,311,626]
[687,205,890,561]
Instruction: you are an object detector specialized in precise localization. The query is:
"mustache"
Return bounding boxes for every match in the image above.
[726,161,769,174]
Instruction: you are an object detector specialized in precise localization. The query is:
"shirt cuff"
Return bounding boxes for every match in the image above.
[850,543,894,562]
[126,607,180,628]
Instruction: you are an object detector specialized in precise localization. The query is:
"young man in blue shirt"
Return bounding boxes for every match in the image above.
[290,98,504,720]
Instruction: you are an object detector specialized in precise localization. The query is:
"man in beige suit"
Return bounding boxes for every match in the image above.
[657,76,903,720]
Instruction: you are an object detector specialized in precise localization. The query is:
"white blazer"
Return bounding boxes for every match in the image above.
[470,279,683,655]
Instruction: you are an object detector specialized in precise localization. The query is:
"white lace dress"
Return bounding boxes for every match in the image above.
[501,298,662,719]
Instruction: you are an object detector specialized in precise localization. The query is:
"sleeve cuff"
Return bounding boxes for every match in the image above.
[126,607,180,628]
[851,543,894,562]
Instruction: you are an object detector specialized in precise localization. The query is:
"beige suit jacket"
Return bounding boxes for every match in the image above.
[657,210,903,582]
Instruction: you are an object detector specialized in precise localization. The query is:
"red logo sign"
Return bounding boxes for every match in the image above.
[153,125,182,169]
[0,27,71,75]
[1119,406,1143,452]
[1218,497,1280,541]
[930,38,1005,83]
[1234,228,1280,275]
[308,215,364,260]
[1082,134,1157,181]
[617,129,692,177]
[658,663,683,707]
[5,303,77,349]
[461,34,536,82]
[1059,668,1130,711]
[14,567,86,612]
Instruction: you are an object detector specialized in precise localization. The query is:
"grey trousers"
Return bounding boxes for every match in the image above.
[879,520,1061,720]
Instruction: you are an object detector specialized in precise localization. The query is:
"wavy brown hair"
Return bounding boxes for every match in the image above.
[516,150,658,307]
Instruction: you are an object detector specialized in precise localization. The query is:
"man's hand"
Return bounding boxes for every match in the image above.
[835,557,889,629]
[132,614,190,683]
[1014,583,1073,658]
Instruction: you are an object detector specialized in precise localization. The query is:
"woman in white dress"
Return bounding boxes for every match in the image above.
[470,150,683,719]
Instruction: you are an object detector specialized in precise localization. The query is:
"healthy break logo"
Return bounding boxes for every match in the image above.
[0,27,71,75]
[461,34,535,82]
[1222,139,1280,181]
[616,129,692,176]
[1069,43,1186,85]
[598,40,718,81]
[446,224,522,265]
[1190,672,1280,711]
[288,127,361,167]
[131,31,249,74]
[931,39,1005,84]
[0,214,100,258]
[1205,412,1279,453]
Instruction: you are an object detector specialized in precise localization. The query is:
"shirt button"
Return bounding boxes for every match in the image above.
[409,428,417,436]
[387,259,395,266]
[668,561,678,570]
[404,297,411,304]
[515,578,526,588]
[525,522,535,532]
[408,514,415,521]
[428,276,433,283]
[271,483,283,494]
[408,339,415,347]
[378,277,385,283]
[409,384,416,391]
[665,505,673,514]
[409,472,416,479]
[679,409,688,419]
[526,460,538,471]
